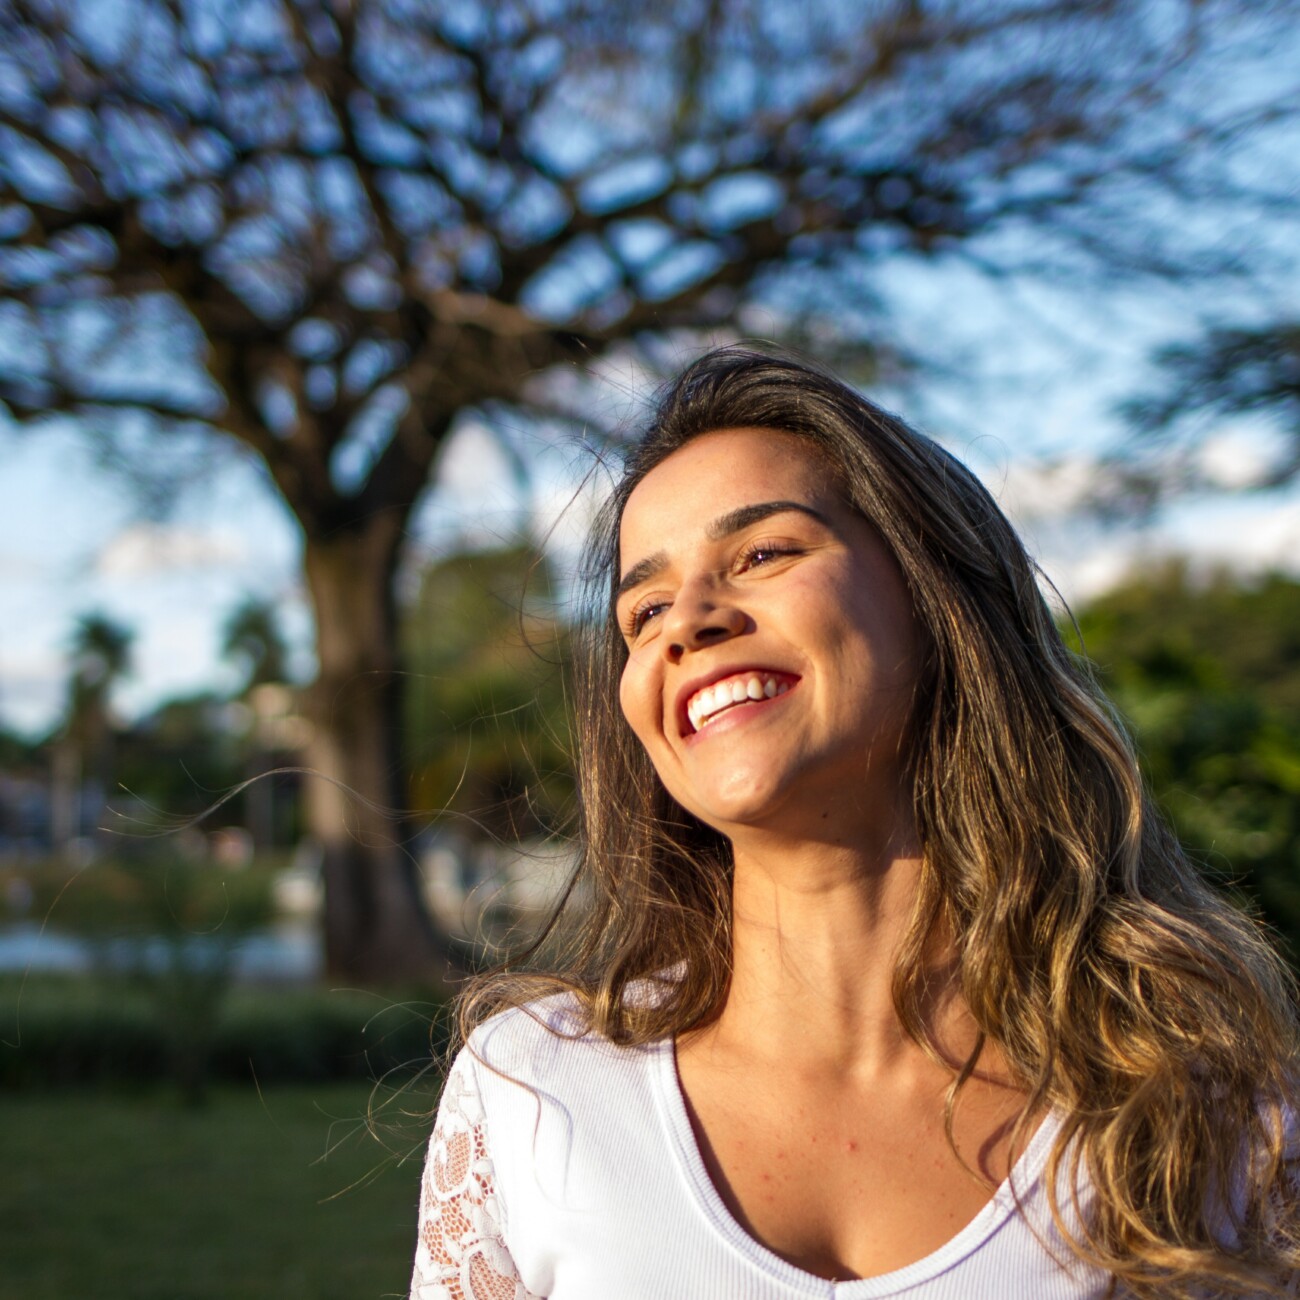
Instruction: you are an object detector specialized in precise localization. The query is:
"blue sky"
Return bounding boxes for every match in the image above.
[3,1,1298,742]
[3,259,1298,741]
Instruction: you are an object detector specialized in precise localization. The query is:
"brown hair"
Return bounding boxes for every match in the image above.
[458,345,1299,1296]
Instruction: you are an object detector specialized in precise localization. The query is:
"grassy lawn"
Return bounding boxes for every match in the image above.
[2,1082,439,1300]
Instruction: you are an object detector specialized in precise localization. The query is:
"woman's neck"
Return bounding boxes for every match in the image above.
[694,808,998,1085]
[704,828,933,1074]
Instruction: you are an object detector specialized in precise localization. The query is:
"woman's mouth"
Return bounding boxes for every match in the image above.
[685,671,797,734]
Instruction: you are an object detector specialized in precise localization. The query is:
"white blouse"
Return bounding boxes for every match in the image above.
[409,997,1111,1300]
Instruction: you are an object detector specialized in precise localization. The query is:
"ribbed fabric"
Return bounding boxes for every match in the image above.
[428,997,1112,1299]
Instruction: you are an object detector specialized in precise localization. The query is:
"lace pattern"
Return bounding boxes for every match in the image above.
[410,1056,541,1300]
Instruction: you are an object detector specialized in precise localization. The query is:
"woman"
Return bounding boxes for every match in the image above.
[410,347,1299,1299]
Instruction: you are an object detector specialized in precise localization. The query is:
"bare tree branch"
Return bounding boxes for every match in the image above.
[3,0,1297,980]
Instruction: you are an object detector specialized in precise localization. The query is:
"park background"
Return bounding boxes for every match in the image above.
[2,2,1300,1297]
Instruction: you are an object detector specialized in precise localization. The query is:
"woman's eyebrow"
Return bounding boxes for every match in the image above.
[615,553,668,601]
[615,500,827,601]
[706,499,827,540]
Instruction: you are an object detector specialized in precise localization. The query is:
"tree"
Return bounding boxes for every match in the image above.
[52,611,133,853]
[1069,564,1300,961]
[114,692,246,827]
[2,0,1296,980]
[1123,323,1300,491]
[403,542,572,844]
[220,598,301,850]
[222,596,291,693]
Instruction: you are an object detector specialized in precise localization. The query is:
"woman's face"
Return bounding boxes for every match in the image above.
[616,427,921,842]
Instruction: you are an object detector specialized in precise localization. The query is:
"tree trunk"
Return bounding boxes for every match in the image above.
[49,740,80,857]
[301,519,458,988]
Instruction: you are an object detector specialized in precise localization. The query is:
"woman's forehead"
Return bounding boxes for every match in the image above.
[618,428,840,555]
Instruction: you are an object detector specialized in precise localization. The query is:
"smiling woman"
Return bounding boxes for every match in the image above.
[410,348,1300,1300]
[615,429,919,844]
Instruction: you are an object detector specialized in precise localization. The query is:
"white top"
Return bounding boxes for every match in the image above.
[409,996,1112,1300]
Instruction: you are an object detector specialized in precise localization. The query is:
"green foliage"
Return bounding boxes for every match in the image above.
[0,975,447,1090]
[8,856,276,936]
[103,693,304,850]
[402,543,574,840]
[129,857,273,1102]
[62,612,134,762]
[0,726,38,769]
[0,976,164,1087]
[3,857,277,1101]
[1067,564,1300,957]
[1,863,447,1099]
[67,611,133,701]
[112,694,248,823]
[222,597,291,692]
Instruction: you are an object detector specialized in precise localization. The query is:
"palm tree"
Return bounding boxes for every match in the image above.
[221,598,290,694]
[52,613,133,855]
[221,597,295,851]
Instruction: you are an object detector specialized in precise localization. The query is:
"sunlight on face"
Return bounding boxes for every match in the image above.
[616,428,919,841]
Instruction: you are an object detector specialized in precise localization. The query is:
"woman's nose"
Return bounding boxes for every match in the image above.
[662,583,746,661]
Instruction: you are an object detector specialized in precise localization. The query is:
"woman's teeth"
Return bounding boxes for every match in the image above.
[687,674,790,732]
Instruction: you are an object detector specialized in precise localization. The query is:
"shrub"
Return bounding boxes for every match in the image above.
[0,976,447,1091]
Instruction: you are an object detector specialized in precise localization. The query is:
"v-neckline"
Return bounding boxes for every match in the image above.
[650,1035,1064,1298]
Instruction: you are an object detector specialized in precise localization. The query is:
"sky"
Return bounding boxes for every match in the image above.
[2,2,1298,742]
[4,255,1298,743]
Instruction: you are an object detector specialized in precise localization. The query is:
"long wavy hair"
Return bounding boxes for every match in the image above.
[458,346,1300,1297]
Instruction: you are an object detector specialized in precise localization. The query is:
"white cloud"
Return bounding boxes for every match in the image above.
[1193,424,1293,491]
[988,454,1109,523]
[0,550,47,579]
[112,607,240,719]
[1160,489,1300,575]
[95,524,249,578]
[0,647,66,736]
[992,459,1300,605]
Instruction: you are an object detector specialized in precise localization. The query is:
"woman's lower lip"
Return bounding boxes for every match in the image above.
[681,686,794,743]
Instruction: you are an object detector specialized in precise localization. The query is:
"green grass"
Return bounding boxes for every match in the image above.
[1,1081,441,1300]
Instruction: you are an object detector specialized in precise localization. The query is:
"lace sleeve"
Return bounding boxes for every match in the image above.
[410,1053,542,1300]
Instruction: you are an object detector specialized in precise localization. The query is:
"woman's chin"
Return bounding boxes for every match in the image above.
[677,773,799,836]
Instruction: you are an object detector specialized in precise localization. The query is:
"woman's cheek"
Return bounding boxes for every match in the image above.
[617,658,656,751]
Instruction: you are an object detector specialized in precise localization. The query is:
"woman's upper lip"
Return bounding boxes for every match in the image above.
[672,664,801,737]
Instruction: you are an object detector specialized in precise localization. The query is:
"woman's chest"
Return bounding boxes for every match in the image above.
[674,1051,1029,1283]
[474,1029,1108,1299]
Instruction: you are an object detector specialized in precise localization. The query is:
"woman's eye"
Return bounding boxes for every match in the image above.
[738,542,797,571]
[629,600,667,636]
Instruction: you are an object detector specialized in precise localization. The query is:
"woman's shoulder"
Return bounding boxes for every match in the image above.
[455,986,666,1104]
[465,990,589,1062]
